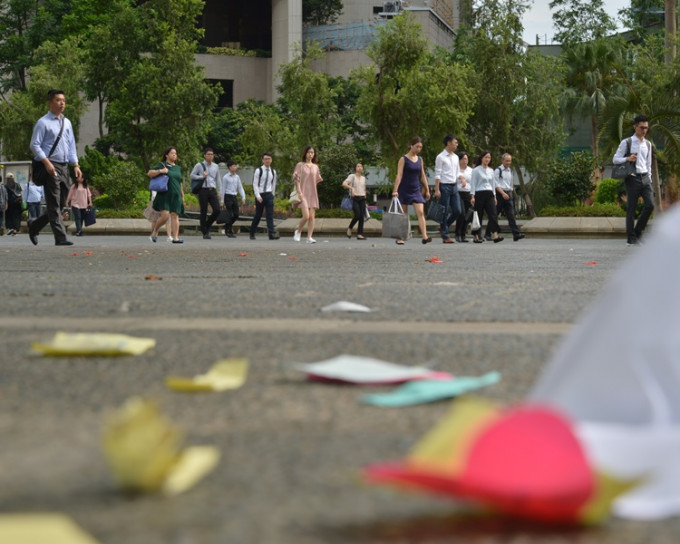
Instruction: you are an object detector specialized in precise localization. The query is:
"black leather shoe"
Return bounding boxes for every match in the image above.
[249,235,256,240]
[203,233,212,239]
[493,236,504,243]
[28,219,38,246]
[484,234,492,241]
[227,232,236,238]
[269,234,280,240]
[55,240,74,246]
[460,237,469,243]
[513,233,525,241]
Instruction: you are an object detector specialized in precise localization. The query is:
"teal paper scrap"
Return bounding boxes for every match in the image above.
[361,371,501,407]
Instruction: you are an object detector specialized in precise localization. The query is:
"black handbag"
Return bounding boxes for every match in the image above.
[612,138,636,179]
[426,198,445,223]
[215,209,231,224]
[191,162,207,195]
[84,208,96,226]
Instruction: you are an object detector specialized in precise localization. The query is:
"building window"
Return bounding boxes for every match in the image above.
[207,79,234,110]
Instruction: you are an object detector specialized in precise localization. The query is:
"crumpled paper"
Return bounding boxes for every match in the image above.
[320,301,372,313]
[33,332,155,356]
[103,397,219,496]
[0,513,101,544]
[364,397,635,524]
[166,359,248,392]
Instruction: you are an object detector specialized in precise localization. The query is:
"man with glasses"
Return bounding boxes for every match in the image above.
[190,148,222,239]
[613,114,654,246]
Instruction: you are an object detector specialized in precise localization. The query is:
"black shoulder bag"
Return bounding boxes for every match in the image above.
[31,117,65,187]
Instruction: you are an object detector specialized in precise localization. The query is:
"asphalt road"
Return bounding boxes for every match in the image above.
[0,233,676,543]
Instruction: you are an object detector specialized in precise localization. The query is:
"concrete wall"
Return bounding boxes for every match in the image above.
[308,50,371,78]
[195,54,272,104]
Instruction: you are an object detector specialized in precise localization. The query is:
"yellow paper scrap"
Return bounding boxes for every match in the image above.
[166,359,248,392]
[103,398,218,495]
[0,513,101,544]
[408,397,500,475]
[33,332,155,356]
[103,398,182,493]
[161,446,220,496]
[580,471,642,525]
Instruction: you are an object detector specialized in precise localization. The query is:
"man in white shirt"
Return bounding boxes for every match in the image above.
[494,154,524,242]
[250,152,279,240]
[613,114,654,245]
[434,134,465,244]
[190,148,222,239]
[221,160,246,238]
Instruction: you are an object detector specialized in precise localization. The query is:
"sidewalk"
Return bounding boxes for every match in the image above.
[15,216,629,238]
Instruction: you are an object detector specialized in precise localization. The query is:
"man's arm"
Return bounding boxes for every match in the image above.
[237,176,246,203]
[434,154,443,197]
[252,168,262,201]
[613,139,631,164]
[189,163,203,180]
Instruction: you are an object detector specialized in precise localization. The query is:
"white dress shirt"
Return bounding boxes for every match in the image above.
[222,172,246,201]
[613,135,652,176]
[459,166,472,193]
[434,149,461,185]
[470,166,496,195]
[496,166,514,192]
[253,165,277,199]
[190,161,222,192]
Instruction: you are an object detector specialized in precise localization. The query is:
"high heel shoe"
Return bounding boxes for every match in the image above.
[346,228,352,239]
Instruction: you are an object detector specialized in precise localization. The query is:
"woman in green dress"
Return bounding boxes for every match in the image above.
[148,146,185,243]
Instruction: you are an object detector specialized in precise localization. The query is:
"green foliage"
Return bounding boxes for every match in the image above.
[278,44,338,152]
[303,0,343,26]
[538,203,625,217]
[93,194,115,209]
[546,151,596,205]
[594,177,625,204]
[0,36,87,160]
[356,14,475,175]
[95,208,145,219]
[91,161,146,209]
[80,147,119,182]
[316,143,357,208]
[205,47,256,57]
[293,208,353,219]
[549,0,616,47]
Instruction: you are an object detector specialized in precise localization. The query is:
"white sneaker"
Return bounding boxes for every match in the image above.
[306,237,316,244]
[293,230,301,242]
[167,236,173,242]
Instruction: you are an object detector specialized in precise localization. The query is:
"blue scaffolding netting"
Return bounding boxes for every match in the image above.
[303,21,387,51]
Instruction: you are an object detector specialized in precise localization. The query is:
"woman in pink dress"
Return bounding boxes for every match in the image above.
[293,145,323,243]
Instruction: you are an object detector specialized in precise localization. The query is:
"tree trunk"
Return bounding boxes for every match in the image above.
[514,167,536,218]
[591,114,600,182]
[666,0,677,64]
[652,147,663,212]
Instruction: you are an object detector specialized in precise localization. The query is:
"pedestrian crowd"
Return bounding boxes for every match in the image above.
[3,89,654,247]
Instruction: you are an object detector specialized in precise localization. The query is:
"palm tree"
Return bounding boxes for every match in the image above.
[599,80,680,212]
[562,39,621,179]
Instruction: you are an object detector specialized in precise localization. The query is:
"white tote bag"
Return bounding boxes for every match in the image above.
[471,211,481,231]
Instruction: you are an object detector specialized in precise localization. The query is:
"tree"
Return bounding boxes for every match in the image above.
[549,0,617,47]
[618,0,664,41]
[0,0,124,93]
[599,37,680,211]
[562,38,621,178]
[453,0,564,217]
[303,0,343,26]
[96,0,219,167]
[0,36,86,160]
[546,151,596,205]
[355,13,475,175]
[277,44,339,154]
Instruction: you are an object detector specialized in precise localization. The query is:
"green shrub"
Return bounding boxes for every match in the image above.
[594,177,624,204]
[92,161,146,209]
[93,194,115,209]
[546,151,596,206]
[80,147,119,181]
[95,208,145,219]
[538,203,625,217]
[292,208,354,219]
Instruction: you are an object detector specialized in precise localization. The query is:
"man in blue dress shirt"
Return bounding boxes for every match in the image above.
[28,89,82,246]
